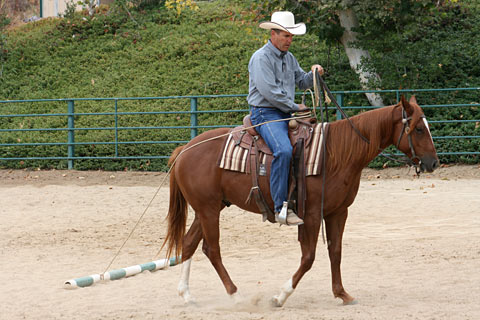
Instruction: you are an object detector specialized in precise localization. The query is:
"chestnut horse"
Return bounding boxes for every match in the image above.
[162,96,438,306]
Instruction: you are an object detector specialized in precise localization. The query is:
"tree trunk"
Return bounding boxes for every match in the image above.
[88,0,96,16]
[337,7,384,106]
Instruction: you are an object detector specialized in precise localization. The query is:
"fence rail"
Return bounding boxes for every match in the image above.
[1,87,479,169]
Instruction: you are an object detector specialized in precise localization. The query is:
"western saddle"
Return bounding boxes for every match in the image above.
[229,113,318,223]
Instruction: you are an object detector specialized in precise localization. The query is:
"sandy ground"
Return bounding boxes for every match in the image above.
[1,165,479,319]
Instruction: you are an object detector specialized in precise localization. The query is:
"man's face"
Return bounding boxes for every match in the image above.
[271,30,294,52]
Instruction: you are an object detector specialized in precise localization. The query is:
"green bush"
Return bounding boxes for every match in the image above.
[0,0,478,170]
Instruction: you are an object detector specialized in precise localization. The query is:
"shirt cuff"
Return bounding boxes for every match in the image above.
[308,70,314,81]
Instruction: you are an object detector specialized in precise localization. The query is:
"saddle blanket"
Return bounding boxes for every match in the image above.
[218,122,328,176]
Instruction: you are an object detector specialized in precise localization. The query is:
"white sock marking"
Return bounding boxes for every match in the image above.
[178,258,193,303]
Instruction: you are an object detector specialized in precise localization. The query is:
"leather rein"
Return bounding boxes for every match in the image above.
[316,72,424,175]
[314,72,370,144]
[310,73,428,243]
[310,71,371,244]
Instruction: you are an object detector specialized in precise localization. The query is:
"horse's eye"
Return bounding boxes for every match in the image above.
[415,127,423,134]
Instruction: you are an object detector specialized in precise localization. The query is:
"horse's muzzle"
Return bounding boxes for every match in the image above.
[419,155,439,173]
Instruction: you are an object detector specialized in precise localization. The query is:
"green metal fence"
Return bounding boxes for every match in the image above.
[0,87,479,170]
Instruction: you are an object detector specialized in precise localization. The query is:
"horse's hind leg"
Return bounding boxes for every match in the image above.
[178,216,203,303]
[198,209,239,298]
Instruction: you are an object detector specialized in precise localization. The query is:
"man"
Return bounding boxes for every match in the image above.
[247,11,324,226]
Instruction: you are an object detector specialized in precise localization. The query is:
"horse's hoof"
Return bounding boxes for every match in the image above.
[230,292,243,304]
[179,290,196,305]
[184,296,197,306]
[342,299,358,306]
[270,296,283,308]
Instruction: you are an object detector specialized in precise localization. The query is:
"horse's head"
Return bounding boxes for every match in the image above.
[394,96,439,173]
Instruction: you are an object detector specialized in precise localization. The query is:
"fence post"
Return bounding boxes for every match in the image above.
[190,97,198,139]
[67,100,75,169]
[114,99,119,157]
[336,93,343,120]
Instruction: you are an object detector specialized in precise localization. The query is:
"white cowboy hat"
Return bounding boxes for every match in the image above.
[259,11,306,35]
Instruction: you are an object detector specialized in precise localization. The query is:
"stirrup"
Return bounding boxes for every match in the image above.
[275,202,304,226]
[275,201,289,225]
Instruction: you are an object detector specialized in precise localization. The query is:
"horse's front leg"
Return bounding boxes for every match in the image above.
[271,215,321,307]
[325,208,356,305]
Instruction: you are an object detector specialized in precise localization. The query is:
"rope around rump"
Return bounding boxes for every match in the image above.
[101,112,314,274]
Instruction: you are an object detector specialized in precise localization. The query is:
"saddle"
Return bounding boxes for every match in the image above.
[236,114,316,156]
[218,113,327,224]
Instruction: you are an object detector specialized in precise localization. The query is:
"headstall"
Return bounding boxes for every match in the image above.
[395,108,425,175]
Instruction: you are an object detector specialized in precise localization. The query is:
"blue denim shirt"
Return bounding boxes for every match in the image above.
[247,40,314,113]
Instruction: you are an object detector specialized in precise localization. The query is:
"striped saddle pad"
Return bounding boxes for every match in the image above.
[218,121,328,176]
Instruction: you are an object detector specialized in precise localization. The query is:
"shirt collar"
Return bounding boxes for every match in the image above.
[267,40,287,58]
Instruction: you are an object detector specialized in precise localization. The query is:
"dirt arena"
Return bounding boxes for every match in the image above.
[1,165,479,319]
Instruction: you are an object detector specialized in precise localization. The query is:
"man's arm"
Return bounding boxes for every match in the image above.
[296,63,325,90]
[250,54,300,113]
[295,64,324,111]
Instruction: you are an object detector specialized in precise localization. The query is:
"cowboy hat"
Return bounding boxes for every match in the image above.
[259,11,306,35]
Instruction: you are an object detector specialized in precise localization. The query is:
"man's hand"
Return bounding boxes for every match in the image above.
[297,103,309,111]
[311,64,324,76]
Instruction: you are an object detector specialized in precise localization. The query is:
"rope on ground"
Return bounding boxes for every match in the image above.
[102,172,171,274]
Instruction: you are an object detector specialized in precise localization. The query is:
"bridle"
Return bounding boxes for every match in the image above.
[391,107,425,175]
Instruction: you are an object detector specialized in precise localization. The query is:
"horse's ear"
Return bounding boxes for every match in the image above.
[409,95,418,105]
[400,95,414,115]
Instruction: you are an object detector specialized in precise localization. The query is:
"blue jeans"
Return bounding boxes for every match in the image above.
[250,106,292,213]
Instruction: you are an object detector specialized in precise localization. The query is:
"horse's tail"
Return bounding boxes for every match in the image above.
[161,146,187,260]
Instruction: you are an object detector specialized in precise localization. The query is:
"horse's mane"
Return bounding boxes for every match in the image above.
[325,104,398,174]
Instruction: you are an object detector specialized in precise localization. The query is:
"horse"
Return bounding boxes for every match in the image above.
[162,95,439,307]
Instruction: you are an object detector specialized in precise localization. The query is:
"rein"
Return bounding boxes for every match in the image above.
[309,70,327,244]
[312,73,423,176]
[313,72,370,145]
[306,70,372,245]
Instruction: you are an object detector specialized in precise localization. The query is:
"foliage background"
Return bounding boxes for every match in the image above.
[0,0,479,170]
